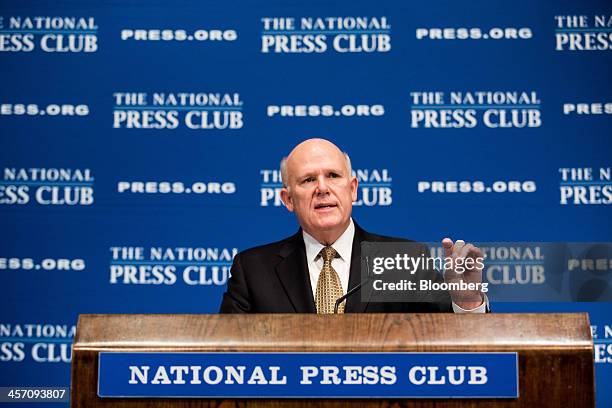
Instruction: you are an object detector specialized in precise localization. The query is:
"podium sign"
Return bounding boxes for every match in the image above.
[98,352,518,398]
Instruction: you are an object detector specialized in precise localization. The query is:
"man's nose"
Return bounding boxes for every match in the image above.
[315,176,330,194]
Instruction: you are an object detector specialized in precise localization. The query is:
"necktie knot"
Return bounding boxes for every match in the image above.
[320,246,338,263]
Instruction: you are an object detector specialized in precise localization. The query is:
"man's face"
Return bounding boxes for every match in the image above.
[281,141,357,242]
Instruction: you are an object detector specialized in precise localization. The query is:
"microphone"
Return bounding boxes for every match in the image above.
[334,256,371,314]
[334,281,365,314]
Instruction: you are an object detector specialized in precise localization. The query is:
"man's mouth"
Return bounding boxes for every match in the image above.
[314,203,337,210]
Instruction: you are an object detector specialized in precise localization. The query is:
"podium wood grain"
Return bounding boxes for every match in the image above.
[71,313,594,407]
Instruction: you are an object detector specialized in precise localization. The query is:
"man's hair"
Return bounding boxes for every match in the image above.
[280,152,353,190]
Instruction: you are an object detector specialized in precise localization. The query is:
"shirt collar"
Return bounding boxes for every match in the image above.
[302,218,355,262]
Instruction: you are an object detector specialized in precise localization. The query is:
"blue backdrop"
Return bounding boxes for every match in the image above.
[1,0,610,406]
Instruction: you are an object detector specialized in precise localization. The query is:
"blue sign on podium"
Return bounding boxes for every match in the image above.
[98,352,518,398]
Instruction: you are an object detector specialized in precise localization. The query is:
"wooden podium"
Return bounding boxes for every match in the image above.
[71,313,594,407]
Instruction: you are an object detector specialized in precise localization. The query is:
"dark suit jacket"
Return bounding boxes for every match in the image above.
[219,223,453,313]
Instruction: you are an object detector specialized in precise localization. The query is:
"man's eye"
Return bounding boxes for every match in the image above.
[329,173,339,178]
[303,177,315,183]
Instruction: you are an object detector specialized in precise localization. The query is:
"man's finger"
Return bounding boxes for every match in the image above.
[453,239,465,257]
[458,243,474,260]
[466,244,483,259]
[466,245,484,272]
[442,238,453,258]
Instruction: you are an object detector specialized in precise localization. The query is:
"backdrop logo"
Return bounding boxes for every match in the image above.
[0,323,74,363]
[0,103,89,117]
[261,17,390,53]
[259,168,392,207]
[0,16,97,53]
[569,256,612,273]
[267,103,384,118]
[416,26,532,40]
[592,323,612,364]
[555,15,612,51]
[0,257,85,272]
[483,245,545,286]
[113,92,243,130]
[117,180,236,195]
[121,28,237,43]
[109,246,237,286]
[563,102,612,116]
[559,167,611,205]
[0,168,94,206]
[417,180,537,194]
[410,91,541,129]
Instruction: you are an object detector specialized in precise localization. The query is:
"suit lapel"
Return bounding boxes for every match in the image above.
[274,232,316,313]
[345,223,372,313]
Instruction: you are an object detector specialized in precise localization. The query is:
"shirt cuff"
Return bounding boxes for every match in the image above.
[452,294,489,313]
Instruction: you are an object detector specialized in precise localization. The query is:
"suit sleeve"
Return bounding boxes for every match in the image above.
[219,253,252,313]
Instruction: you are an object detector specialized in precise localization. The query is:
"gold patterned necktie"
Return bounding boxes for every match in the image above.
[315,246,345,314]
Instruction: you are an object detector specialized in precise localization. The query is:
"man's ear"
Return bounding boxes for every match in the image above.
[350,176,358,202]
[280,187,294,212]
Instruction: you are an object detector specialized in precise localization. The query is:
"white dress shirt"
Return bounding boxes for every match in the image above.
[303,218,355,296]
[301,218,487,313]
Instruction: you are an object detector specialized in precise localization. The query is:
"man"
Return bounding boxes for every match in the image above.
[220,138,487,313]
